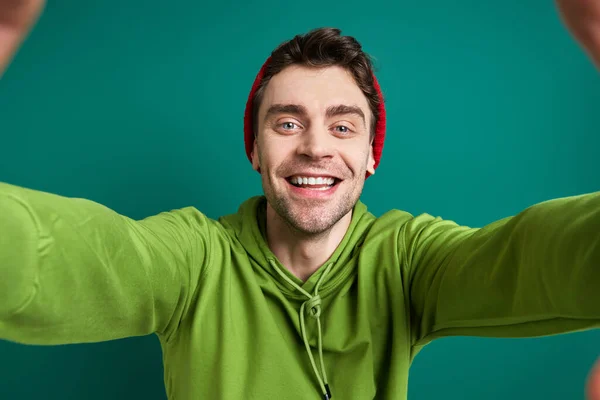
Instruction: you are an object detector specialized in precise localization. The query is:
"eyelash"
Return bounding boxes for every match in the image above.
[278,122,354,135]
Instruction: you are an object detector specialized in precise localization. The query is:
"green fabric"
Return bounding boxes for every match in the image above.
[270,258,334,398]
[1,181,598,399]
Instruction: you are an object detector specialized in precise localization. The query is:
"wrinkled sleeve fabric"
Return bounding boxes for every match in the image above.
[401,192,600,348]
[0,182,212,345]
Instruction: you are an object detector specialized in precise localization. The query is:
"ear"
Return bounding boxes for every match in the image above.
[366,145,376,176]
[251,139,261,172]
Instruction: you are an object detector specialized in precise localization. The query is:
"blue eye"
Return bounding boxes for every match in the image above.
[282,122,297,130]
[334,125,350,134]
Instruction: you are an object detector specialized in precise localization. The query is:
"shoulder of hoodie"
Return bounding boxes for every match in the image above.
[165,199,442,246]
[363,206,439,236]
[359,205,462,255]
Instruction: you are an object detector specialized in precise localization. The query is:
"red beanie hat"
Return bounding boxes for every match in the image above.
[243,57,386,176]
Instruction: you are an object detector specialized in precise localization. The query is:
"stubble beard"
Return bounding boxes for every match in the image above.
[269,187,357,235]
[262,173,365,236]
[256,145,369,236]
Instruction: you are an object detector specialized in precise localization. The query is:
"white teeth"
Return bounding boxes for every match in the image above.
[290,176,336,186]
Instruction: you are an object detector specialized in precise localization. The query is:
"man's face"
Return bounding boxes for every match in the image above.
[252,65,375,235]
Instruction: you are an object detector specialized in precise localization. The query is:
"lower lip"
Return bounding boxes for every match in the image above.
[286,179,340,199]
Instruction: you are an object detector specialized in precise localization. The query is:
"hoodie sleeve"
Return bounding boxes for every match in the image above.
[401,191,600,348]
[0,182,211,345]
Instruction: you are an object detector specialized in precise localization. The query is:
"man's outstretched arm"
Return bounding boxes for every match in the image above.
[0,1,219,346]
[0,0,45,77]
[557,0,600,69]
[0,182,212,345]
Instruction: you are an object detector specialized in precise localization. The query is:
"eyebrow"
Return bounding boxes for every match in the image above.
[264,103,366,127]
[325,104,365,127]
[264,104,308,119]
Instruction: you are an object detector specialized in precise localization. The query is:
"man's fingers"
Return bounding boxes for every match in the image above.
[0,0,45,29]
[556,0,600,69]
[587,357,600,400]
[0,0,45,77]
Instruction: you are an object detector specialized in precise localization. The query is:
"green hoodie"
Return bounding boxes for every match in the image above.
[1,181,599,399]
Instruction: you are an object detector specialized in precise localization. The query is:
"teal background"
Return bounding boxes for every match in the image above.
[1,0,598,398]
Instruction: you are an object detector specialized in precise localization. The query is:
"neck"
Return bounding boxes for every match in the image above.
[265,203,352,282]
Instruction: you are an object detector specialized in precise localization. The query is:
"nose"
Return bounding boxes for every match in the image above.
[296,127,334,160]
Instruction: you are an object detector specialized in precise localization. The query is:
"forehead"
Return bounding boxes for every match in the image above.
[259,65,370,118]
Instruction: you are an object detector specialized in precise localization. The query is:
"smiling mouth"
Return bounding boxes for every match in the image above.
[286,175,341,190]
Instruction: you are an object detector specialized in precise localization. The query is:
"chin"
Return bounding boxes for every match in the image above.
[289,213,340,235]
[264,177,363,234]
[279,198,354,236]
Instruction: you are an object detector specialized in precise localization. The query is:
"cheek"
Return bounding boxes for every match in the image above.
[259,137,294,169]
[341,144,372,171]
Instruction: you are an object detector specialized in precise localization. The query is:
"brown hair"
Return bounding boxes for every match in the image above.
[252,27,381,139]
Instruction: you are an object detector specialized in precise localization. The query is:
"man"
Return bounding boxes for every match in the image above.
[1,1,599,399]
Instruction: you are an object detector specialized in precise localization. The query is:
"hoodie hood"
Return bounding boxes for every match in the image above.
[219,195,377,399]
[218,195,376,298]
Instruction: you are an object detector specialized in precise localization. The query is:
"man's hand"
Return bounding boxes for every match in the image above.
[556,0,600,69]
[588,357,600,400]
[0,0,45,77]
